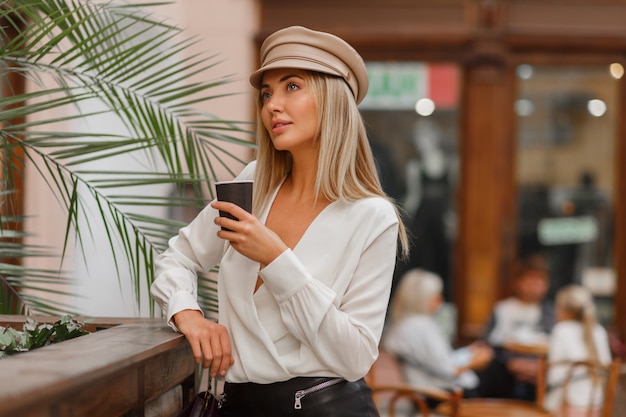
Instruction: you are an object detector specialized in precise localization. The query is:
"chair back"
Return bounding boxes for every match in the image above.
[367,349,462,417]
[537,357,621,417]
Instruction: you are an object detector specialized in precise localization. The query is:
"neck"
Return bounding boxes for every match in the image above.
[286,151,319,200]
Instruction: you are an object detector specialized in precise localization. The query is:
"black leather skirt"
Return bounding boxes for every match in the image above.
[219,376,380,417]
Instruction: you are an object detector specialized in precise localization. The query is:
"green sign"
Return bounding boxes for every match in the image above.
[537,216,599,245]
[359,62,427,110]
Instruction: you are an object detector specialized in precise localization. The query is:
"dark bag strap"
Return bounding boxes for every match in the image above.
[177,370,223,417]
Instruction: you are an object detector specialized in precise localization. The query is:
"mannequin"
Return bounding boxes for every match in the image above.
[402,119,457,300]
[403,120,450,215]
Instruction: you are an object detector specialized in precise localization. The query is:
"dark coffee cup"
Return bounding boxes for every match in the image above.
[215,180,253,231]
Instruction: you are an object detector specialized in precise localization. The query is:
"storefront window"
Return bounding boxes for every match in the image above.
[360,62,460,301]
[515,64,619,324]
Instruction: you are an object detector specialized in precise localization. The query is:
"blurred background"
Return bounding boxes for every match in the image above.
[6,0,626,348]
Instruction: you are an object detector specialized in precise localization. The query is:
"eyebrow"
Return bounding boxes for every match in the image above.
[260,74,303,89]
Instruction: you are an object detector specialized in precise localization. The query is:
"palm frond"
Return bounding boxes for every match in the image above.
[0,223,78,315]
[0,0,255,316]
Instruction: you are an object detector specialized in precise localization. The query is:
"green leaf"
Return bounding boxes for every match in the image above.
[1,0,254,316]
[0,315,89,357]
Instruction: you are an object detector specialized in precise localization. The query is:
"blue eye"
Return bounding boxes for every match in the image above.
[287,82,298,91]
[261,91,271,101]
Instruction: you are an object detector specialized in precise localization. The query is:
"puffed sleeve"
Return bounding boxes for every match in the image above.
[150,204,226,330]
[150,161,256,329]
[259,197,399,380]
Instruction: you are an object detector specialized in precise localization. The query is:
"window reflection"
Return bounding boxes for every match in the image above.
[515,65,617,324]
[361,62,460,301]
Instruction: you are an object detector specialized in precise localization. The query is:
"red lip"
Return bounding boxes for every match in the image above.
[271,119,291,133]
[272,118,290,128]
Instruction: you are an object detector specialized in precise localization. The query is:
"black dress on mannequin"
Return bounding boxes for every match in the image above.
[407,168,452,300]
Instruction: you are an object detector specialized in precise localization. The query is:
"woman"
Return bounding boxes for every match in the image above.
[383,269,493,398]
[151,25,408,417]
[544,285,612,416]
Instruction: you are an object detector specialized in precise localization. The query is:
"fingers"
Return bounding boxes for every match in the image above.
[211,201,250,221]
[216,217,250,235]
[189,338,205,366]
[217,331,233,377]
[211,201,288,265]
[200,335,214,369]
[175,313,234,376]
[212,201,254,235]
[207,330,233,377]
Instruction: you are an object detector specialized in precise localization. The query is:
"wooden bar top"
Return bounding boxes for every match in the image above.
[0,317,195,417]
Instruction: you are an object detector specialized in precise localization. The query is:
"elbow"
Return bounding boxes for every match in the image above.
[342,345,379,382]
[343,363,374,382]
[149,277,168,312]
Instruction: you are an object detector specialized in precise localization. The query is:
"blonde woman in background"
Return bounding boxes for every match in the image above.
[383,269,493,399]
[544,285,612,416]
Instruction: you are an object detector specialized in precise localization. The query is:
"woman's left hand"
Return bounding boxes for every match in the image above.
[211,201,287,265]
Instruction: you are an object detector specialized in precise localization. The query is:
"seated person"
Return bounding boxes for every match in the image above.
[477,253,556,400]
[544,285,612,416]
[383,268,494,398]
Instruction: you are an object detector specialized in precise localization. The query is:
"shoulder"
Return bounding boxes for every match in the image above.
[336,197,399,244]
[399,315,439,335]
[593,323,609,338]
[348,196,398,224]
[551,321,579,337]
[494,297,517,312]
[234,160,256,180]
[386,316,435,344]
[406,314,435,326]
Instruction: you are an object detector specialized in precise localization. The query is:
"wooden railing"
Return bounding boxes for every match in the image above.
[0,316,197,417]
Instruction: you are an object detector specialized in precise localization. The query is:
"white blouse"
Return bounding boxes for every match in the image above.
[150,161,399,383]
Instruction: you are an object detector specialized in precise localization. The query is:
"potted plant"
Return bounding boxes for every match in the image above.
[0,1,254,316]
[0,315,89,358]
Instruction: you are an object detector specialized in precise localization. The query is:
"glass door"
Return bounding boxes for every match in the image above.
[359,61,461,303]
[515,64,620,325]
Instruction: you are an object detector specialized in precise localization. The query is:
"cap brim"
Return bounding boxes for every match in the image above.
[249,58,343,90]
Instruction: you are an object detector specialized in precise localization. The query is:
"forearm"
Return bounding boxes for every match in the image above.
[151,205,225,328]
[260,224,398,380]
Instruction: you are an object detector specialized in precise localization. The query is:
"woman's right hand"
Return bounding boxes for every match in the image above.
[173,309,234,377]
[210,200,287,266]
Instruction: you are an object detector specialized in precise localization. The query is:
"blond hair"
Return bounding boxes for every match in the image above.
[555,285,600,364]
[389,269,443,323]
[252,71,408,257]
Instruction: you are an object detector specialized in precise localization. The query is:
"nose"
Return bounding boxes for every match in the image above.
[265,91,283,112]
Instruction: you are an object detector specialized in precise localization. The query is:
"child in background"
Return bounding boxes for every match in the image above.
[478,253,555,399]
[544,285,612,416]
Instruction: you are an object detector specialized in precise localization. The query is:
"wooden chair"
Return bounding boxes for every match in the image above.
[537,358,622,417]
[444,357,622,417]
[370,383,462,417]
[367,349,462,416]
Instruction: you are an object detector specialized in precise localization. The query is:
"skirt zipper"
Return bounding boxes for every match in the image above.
[293,377,344,409]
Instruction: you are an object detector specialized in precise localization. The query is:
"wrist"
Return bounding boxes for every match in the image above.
[262,245,288,267]
[173,309,202,327]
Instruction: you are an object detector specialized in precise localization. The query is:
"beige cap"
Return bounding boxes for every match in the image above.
[249,26,369,104]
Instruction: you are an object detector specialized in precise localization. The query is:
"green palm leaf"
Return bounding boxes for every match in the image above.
[0,0,254,316]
